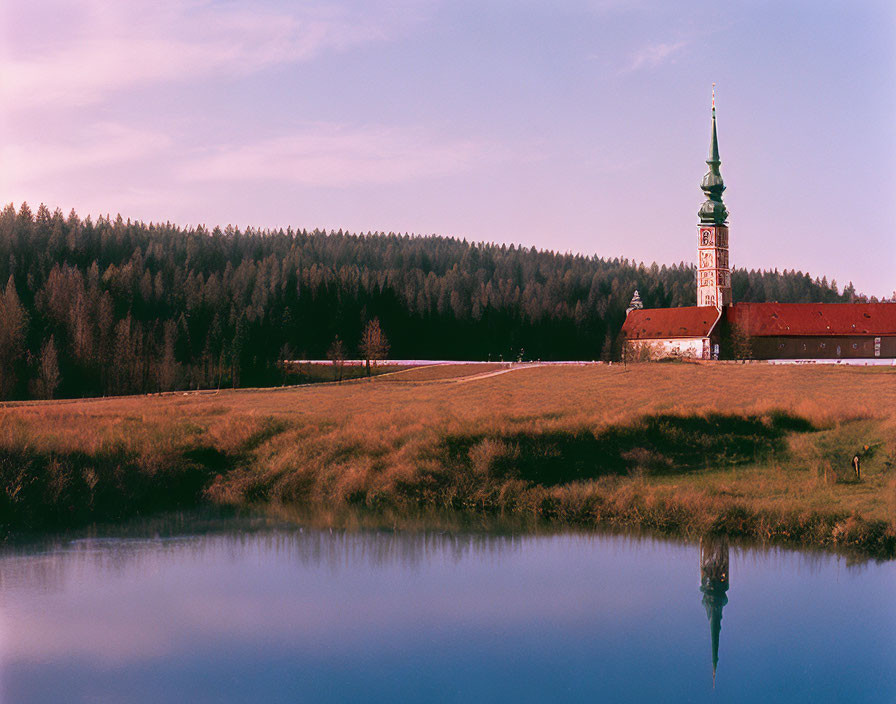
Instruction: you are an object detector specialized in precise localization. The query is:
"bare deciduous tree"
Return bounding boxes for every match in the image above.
[327,336,345,382]
[360,318,389,376]
[278,343,293,386]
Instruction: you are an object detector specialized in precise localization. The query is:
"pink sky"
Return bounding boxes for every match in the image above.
[2,0,894,296]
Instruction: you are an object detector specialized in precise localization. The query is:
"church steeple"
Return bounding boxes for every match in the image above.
[696,85,732,308]
[699,86,729,225]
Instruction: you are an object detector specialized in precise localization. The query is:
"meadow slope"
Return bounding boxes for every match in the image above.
[2,363,895,555]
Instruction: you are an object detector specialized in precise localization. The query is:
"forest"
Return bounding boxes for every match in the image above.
[0,202,865,400]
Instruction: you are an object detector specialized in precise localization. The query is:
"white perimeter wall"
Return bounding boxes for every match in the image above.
[286,360,610,366]
[767,358,896,366]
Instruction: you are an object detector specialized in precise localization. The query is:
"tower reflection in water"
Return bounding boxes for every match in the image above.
[699,535,729,687]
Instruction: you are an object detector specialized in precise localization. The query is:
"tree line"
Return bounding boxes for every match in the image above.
[0,202,861,399]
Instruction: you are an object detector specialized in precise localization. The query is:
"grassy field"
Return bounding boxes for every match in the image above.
[2,363,895,556]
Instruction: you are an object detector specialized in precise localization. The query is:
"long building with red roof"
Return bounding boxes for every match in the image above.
[620,96,895,362]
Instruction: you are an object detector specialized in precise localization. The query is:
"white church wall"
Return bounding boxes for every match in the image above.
[626,337,709,361]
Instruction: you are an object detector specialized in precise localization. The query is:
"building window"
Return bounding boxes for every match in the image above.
[778,342,785,350]
[820,342,826,350]
[852,343,858,350]
[801,343,807,351]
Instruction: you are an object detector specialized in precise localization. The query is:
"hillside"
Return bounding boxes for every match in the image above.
[0,202,855,399]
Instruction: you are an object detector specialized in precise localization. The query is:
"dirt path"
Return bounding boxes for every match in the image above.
[371,364,443,380]
[451,363,544,383]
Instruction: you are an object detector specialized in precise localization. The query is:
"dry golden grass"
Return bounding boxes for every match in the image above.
[2,363,895,554]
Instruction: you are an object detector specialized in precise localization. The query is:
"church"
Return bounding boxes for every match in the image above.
[621,94,896,363]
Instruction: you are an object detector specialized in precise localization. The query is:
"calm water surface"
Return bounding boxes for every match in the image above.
[0,514,893,703]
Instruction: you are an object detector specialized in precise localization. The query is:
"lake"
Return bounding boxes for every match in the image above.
[1,511,894,703]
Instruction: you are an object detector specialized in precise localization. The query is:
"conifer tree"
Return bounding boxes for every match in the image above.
[0,276,27,399]
[34,336,61,399]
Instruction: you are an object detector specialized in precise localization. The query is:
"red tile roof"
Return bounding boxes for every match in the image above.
[726,302,896,337]
[621,306,721,340]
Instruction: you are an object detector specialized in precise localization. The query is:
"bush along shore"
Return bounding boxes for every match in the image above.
[2,375,894,559]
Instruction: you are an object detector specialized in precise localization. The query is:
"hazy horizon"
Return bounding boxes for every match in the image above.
[2,0,893,296]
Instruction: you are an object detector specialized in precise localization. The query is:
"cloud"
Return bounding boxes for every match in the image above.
[627,40,688,72]
[0,123,172,185]
[178,124,502,187]
[0,0,424,109]
[0,119,502,202]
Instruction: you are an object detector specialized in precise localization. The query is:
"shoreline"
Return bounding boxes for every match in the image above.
[3,496,893,563]
[2,454,894,559]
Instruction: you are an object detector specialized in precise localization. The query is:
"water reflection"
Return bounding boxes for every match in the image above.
[700,535,730,687]
[0,523,526,596]
[0,514,893,703]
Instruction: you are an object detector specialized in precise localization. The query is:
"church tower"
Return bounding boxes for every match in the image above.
[697,87,731,308]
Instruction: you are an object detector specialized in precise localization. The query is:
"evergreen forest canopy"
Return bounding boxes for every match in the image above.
[0,202,865,400]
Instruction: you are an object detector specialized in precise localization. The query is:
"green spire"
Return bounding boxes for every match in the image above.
[698,86,729,225]
[700,535,730,689]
